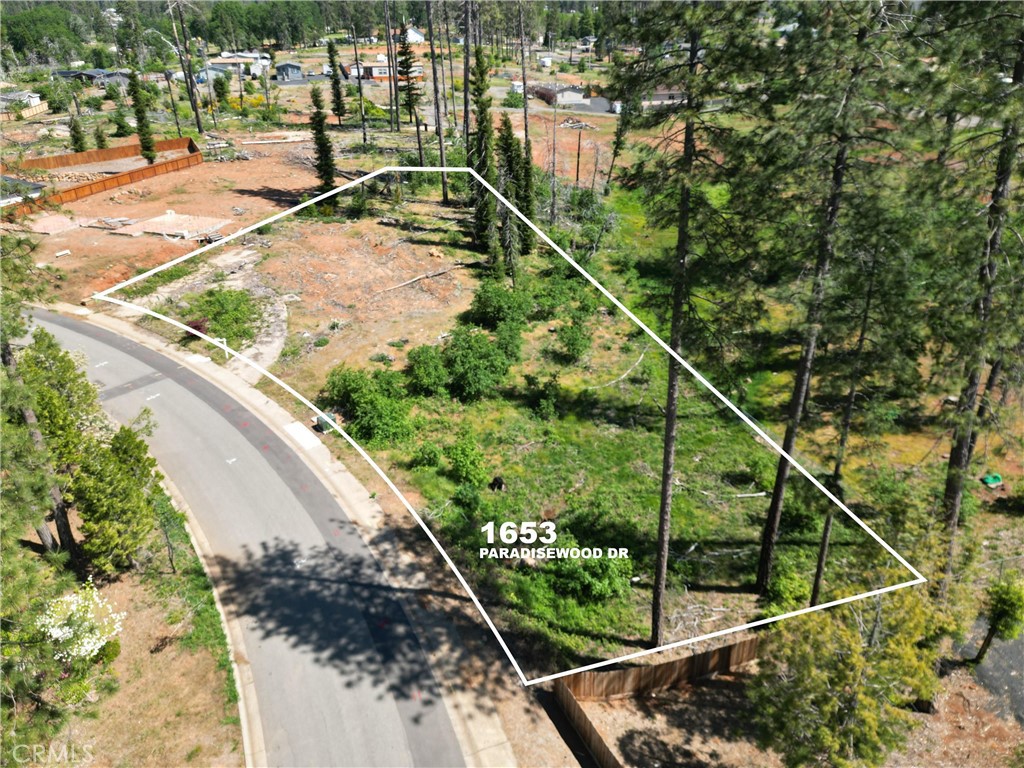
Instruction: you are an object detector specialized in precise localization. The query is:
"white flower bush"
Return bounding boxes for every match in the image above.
[37,577,126,663]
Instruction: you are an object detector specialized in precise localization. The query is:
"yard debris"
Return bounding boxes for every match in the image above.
[560,117,596,130]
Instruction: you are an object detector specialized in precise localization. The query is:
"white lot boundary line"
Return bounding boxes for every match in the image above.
[94,165,925,688]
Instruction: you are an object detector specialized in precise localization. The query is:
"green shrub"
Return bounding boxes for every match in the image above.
[557,317,592,363]
[469,280,530,329]
[313,337,330,348]
[84,95,104,111]
[445,438,489,486]
[501,91,525,109]
[410,441,443,468]
[442,327,510,402]
[762,553,811,613]
[94,638,121,665]
[183,288,259,349]
[452,483,482,512]
[549,554,632,604]
[321,365,411,445]
[405,344,450,396]
[524,374,560,420]
[491,322,521,365]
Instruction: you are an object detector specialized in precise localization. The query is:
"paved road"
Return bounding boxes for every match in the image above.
[34,310,464,768]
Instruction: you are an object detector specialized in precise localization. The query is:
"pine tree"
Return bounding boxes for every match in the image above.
[111,103,133,137]
[68,115,87,153]
[93,122,109,150]
[470,46,499,259]
[496,113,524,281]
[609,2,770,646]
[327,39,346,126]
[213,74,231,109]
[752,3,911,595]
[974,573,1024,664]
[397,30,422,126]
[909,3,1024,594]
[309,85,335,194]
[74,427,157,573]
[128,70,155,164]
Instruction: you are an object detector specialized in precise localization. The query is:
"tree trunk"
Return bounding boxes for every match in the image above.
[941,38,1022,596]
[651,31,700,649]
[811,257,877,606]
[443,1,459,136]
[414,110,425,166]
[1,343,67,555]
[426,1,449,204]
[463,0,471,150]
[973,623,997,664]
[519,1,530,146]
[756,139,850,595]
[352,32,368,145]
[383,0,398,132]
[168,2,203,135]
[165,75,182,138]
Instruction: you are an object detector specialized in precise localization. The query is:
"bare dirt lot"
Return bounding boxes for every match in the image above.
[63,576,241,768]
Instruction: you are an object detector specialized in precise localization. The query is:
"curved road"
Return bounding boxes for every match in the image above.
[34,310,464,768]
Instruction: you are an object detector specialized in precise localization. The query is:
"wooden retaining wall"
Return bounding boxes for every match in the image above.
[564,635,760,701]
[3,138,202,216]
[554,681,623,768]
[1,102,49,122]
[553,635,759,768]
[13,137,197,171]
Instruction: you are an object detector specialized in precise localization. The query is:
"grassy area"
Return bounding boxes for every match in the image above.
[143,490,239,716]
[119,261,200,299]
[297,185,883,671]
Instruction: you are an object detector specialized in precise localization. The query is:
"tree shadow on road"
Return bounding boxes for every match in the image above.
[211,536,515,723]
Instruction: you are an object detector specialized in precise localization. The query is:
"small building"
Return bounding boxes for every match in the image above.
[395,27,426,44]
[194,65,232,84]
[275,62,303,82]
[97,71,131,89]
[509,80,524,95]
[0,91,42,108]
[539,56,553,68]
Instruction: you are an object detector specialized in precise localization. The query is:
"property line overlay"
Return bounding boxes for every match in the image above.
[92,166,926,687]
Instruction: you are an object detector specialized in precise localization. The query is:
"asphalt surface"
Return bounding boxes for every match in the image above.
[958,621,1024,727]
[33,309,464,768]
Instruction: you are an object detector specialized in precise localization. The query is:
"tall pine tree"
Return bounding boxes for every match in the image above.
[128,70,155,164]
[327,39,346,126]
[470,46,499,260]
[309,85,335,194]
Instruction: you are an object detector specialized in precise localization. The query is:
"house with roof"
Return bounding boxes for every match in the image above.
[394,27,427,44]
[275,62,303,82]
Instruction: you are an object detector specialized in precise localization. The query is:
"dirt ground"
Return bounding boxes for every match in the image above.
[62,576,241,768]
[580,666,1024,768]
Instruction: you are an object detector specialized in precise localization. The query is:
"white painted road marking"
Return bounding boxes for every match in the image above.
[145,393,161,401]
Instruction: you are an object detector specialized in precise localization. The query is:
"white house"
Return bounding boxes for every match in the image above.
[509,80,524,94]
[401,27,426,44]
[539,56,553,68]
[0,91,42,108]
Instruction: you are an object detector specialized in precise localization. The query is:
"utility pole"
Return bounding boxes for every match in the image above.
[518,1,530,146]
[575,128,582,185]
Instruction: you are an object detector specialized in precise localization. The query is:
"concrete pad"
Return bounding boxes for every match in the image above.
[118,211,232,239]
[28,213,93,235]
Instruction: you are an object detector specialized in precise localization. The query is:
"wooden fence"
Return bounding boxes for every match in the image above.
[553,635,760,768]
[2,138,202,216]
